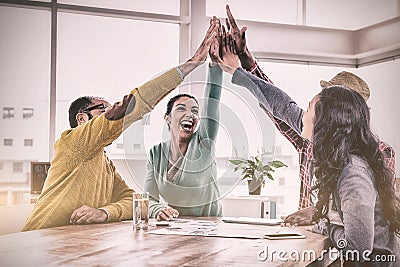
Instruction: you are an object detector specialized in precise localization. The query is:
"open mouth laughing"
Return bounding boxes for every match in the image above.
[180,120,194,132]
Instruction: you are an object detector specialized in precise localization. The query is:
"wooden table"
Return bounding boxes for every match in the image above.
[0,218,331,267]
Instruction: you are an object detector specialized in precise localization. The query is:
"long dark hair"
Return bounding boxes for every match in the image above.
[311,86,399,234]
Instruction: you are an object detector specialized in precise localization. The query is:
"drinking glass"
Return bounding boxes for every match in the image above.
[133,191,149,230]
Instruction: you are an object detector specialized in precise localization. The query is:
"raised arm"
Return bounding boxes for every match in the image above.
[225,4,307,139]
[231,68,304,134]
[198,18,223,141]
[215,29,304,134]
[61,21,218,162]
[198,66,223,141]
[59,68,185,165]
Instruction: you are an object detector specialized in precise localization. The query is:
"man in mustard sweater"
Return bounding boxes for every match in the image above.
[22,19,219,231]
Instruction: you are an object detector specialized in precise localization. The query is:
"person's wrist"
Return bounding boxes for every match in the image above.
[209,61,218,68]
[226,65,237,75]
[179,59,201,77]
[98,208,110,222]
[238,48,255,70]
[187,57,203,67]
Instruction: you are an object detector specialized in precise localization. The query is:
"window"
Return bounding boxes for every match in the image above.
[116,143,123,149]
[278,177,285,186]
[24,139,33,147]
[13,162,23,173]
[0,161,3,170]
[133,144,141,150]
[55,13,179,139]
[59,0,180,16]
[22,107,34,119]
[0,6,50,205]
[4,139,13,146]
[3,107,14,119]
[141,114,150,125]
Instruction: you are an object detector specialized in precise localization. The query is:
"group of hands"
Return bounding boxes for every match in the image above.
[68,199,318,226]
[157,203,318,226]
[188,5,248,75]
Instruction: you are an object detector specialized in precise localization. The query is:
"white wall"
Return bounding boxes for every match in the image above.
[207,0,400,29]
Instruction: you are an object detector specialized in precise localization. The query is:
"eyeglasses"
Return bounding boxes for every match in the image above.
[81,103,108,113]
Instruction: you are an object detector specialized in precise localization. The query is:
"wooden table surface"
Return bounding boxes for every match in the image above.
[0,218,331,267]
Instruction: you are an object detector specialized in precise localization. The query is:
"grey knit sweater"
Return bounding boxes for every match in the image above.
[231,67,399,266]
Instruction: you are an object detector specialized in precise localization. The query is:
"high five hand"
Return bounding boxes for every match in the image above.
[213,25,239,74]
[179,17,218,76]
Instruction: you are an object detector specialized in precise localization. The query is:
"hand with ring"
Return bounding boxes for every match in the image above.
[156,206,179,221]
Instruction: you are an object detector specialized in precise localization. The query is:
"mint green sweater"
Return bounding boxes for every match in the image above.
[144,66,223,218]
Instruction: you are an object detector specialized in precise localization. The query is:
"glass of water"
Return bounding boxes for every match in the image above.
[133,191,149,230]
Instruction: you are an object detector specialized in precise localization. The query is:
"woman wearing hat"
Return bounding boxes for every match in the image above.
[307,86,399,266]
[223,4,395,227]
[216,38,400,265]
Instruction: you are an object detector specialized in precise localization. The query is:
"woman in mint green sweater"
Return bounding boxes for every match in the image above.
[144,63,223,220]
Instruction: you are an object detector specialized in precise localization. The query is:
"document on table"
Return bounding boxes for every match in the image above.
[147,219,286,239]
[221,217,283,226]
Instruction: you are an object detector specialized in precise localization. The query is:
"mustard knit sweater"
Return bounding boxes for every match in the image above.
[22,68,183,231]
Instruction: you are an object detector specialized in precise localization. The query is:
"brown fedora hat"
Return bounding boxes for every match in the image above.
[320,71,370,101]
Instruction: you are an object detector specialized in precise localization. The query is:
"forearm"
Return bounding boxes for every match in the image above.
[132,68,183,111]
[232,67,304,133]
[102,187,133,222]
[63,68,183,159]
[238,48,256,70]
[101,198,133,221]
[144,159,163,218]
[148,198,164,218]
[199,65,223,140]
[104,172,134,221]
[178,59,202,77]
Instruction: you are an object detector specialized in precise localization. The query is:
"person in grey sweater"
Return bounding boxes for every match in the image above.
[215,31,400,266]
[223,4,396,227]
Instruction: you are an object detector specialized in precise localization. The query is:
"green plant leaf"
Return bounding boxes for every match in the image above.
[262,165,272,172]
[229,159,244,165]
[231,150,287,185]
[270,160,288,168]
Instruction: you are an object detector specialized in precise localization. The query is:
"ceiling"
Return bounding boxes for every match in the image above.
[1,0,399,67]
[205,0,400,67]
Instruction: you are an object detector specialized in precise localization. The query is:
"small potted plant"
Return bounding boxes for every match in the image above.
[229,149,287,195]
